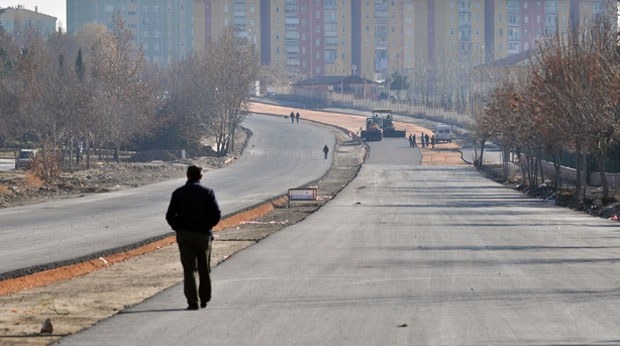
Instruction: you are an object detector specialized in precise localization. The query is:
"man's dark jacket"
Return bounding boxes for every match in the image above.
[166,180,221,234]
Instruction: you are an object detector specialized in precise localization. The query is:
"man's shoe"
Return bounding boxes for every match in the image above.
[200,302,207,308]
[187,304,199,310]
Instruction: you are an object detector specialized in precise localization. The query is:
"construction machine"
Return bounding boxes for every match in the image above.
[360,109,407,141]
[374,109,406,138]
[360,116,383,141]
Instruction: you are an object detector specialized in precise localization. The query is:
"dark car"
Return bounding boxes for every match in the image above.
[15,149,38,169]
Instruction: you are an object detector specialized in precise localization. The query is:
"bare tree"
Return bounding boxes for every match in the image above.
[168,27,258,157]
[0,27,22,147]
[531,19,620,202]
[87,15,160,163]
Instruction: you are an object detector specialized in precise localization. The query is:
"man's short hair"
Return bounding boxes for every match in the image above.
[187,165,202,180]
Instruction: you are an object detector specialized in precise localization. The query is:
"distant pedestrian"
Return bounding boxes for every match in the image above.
[425,134,430,149]
[421,132,426,148]
[296,112,301,123]
[323,144,329,159]
[290,111,295,123]
[166,165,221,310]
[430,135,435,149]
[408,134,413,147]
[412,133,417,147]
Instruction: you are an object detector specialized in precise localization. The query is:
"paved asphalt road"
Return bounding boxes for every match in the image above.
[55,138,620,345]
[0,114,334,278]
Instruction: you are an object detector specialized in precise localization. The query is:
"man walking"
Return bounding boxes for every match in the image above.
[323,144,329,159]
[166,165,221,310]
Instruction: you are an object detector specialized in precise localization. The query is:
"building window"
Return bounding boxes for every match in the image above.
[508,28,519,40]
[508,42,519,53]
[508,14,518,25]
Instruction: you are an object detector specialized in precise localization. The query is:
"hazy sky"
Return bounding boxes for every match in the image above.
[0,0,66,29]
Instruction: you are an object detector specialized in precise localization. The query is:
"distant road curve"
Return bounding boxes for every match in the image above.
[0,114,335,279]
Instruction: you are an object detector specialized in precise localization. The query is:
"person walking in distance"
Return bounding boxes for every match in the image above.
[290,111,295,123]
[296,111,301,123]
[166,165,221,310]
[323,144,329,159]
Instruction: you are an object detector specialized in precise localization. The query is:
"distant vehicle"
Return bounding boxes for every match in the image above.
[361,116,383,141]
[360,109,406,141]
[374,109,406,138]
[15,149,38,169]
[434,125,453,143]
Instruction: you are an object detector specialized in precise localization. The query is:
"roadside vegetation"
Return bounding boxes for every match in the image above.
[470,13,620,211]
[0,17,257,185]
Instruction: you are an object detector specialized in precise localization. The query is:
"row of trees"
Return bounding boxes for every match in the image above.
[0,17,257,181]
[472,17,620,205]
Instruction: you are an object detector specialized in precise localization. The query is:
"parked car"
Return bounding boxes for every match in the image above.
[15,149,38,169]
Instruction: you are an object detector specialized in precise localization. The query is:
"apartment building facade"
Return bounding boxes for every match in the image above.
[64,0,613,80]
[233,0,609,82]
[67,0,195,65]
[0,5,57,41]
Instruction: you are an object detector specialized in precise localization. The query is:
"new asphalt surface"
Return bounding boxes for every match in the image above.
[54,136,620,345]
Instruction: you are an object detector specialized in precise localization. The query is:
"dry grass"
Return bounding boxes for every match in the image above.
[24,171,43,188]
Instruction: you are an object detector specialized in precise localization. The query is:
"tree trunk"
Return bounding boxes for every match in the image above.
[596,150,610,199]
[537,150,545,185]
[575,140,583,202]
[502,148,510,179]
[476,139,486,169]
[552,149,562,189]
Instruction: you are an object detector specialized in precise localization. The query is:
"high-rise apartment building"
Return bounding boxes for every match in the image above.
[0,5,57,41]
[65,0,613,79]
[67,0,195,65]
